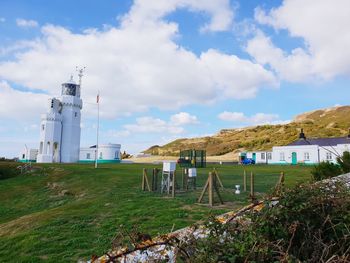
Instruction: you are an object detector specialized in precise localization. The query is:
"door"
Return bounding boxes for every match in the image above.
[292,152,297,165]
[252,153,256,162]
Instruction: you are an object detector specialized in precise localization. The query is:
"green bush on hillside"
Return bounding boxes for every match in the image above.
[311,161,342,181]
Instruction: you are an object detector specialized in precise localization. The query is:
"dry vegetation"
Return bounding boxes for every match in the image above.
[144,106,350,158]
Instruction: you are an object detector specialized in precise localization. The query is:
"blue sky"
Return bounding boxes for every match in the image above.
[0,0,350,157]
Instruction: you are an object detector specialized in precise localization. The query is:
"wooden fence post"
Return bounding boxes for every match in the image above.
[151,168,159,191]
[172,170,176,198]
[243,170,247,192]
[250,171,254,199]
[142,168,151,192]
[213,168,224,189]
[274,171,285,196]
[198,172,223,206]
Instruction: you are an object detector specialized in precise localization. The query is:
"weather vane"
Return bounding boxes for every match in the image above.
[76,66,86,86]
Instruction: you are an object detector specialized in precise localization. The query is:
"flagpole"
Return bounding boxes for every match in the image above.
[95,91,100,169]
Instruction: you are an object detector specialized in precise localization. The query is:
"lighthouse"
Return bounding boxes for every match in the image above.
[37,72,83,163]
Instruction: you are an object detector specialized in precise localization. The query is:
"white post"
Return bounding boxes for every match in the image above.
[95,92,100,169]
[24,144,28,163]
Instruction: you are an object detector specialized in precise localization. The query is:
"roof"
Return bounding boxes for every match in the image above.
[288,136,350,147]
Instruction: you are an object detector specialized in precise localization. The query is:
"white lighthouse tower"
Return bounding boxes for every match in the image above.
[37,72,83,163]
[36,98,63,163]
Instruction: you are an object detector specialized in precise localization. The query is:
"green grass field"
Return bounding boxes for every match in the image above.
[0,163,312,262]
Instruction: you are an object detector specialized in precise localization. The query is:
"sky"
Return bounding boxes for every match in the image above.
[1,0,350,158]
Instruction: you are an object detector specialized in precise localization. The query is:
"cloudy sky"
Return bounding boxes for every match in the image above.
[1,0,350,157]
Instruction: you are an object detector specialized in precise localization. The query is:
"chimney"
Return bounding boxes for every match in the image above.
[299,128,306,139]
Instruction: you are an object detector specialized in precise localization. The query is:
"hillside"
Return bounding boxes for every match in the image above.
[143,106,350,157]
[0,163,312,261]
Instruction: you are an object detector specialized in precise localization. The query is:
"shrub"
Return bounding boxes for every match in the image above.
[180,181,350,263]
[0,164,20,180]
[311,161,342,181]
[337,151,350,173]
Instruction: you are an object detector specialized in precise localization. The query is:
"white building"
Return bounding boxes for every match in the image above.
[37,76,82,163]
[240,129,350,165]
[239,151,272,164]
[79,144,121,163]
[19,148,38,163]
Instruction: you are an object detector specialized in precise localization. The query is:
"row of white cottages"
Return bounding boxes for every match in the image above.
[240,130,350,165]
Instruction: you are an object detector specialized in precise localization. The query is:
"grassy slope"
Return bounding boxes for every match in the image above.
[144,106,350,157]
[0,163,312,262]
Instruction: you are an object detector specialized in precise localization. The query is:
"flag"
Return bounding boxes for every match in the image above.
[96,94,99,103]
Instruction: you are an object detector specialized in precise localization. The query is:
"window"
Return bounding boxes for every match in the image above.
[74,112,77,117]
[22,154,25,159]
[115,151,119,159]
[47,142,51,155]
[326,152,332,160]
[280,152,285,161]
[86,153,91,159]
[267,152,272,160]
[261,153,265,160]
[304,152,310,161]
[99,152,103,159]
[42,124,45,131]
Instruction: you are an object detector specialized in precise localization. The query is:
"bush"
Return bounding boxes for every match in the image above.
[311,161,342,181]
[337,151,350,173]
[180,182,350,263]
[0,164,20,180]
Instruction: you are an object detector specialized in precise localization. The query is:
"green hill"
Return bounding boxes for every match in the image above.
[144,106,350,157]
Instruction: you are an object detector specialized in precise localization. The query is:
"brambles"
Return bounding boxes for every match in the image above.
[179,181,350,262]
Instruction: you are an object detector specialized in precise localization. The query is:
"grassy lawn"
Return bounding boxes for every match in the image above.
[0,163,312,262]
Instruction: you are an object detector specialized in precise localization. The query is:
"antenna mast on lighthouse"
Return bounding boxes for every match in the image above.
[76,66,86,86]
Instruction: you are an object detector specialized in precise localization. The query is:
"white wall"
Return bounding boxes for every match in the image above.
[79,144,121,162]
[241,143,350,165]
[19,148,38,162]
[246,151,272,164]
[37,98,62,163]
[97,144,121,161]
[79,148,96,161]
[272,145,318,164]
[60,95,82,163]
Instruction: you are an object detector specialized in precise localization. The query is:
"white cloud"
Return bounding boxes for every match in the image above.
[218,111,246,122]
[16,18,39,28]
[124,116,184,135]
[249,0,350,82]
[170,112,198,126]
[218,111,287,126]
[114,112,199,137]
[0,1,277,121]
[122,0,234,33]
[246,31,314,82]
[0,81,49,121]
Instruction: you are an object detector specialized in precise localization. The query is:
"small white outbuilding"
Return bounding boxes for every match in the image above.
[79,143,121,163]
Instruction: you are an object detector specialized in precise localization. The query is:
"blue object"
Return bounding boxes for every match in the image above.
[241,158,255,165]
